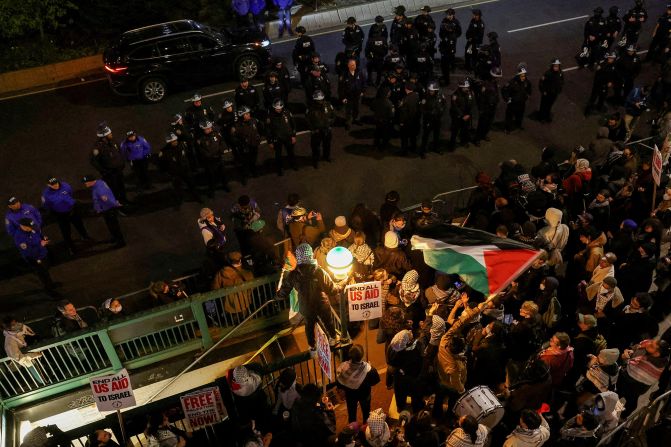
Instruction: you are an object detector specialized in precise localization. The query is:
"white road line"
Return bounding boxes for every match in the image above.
[508,15,588,33]
[0,77,107,101]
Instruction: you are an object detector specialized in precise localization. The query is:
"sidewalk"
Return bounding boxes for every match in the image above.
[0,0,466,97]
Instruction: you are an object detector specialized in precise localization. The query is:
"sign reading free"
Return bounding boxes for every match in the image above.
[346,281,383,321]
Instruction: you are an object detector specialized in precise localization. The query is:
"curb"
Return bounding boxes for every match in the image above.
[0,0,468,97]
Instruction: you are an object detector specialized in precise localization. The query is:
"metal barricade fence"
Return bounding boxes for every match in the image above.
[402,186,477,224]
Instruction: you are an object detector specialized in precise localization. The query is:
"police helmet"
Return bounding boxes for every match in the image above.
[199,120,213,129]
[191,93,202,102]
[312,90,325,101]
[346,17,356,25]
[594,7,603,15]
[171,113,183,125]
[165,133,178,143]
[421,5,431,12]
[96,122,112,138]
[488,31,498,40]
[237,106,251,116]
[296,26,306,34]
[446,8,455,15]
[609,6,619,15]
[490,66,503,78]
[472,8,482,16]
[394,5,406,15]
[516,66,527,76]
[551,58,561,66]
[273,99,284,110]
[427,81,440,91]
[458,79,470,88]
[222,99,234,109]
[375,15,384,23]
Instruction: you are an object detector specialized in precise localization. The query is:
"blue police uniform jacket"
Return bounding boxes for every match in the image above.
[120,136,151,161]
[14,228,47,261]
[91,180,120,213]
[5,204,42,239]
[41,181,76,213]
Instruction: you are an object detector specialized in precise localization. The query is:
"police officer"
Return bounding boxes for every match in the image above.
[235,78,260,116]
[120,130,152,190]
[342,17,364,61]
[338,59,366,130]
[271,58,292,98]
[371,87,395,151]
[585,52,621,115]
[605,6,622,48]
[465,9,485,71]
[421,22,437,60]
[5,196,42,239]
[502,64,532,132]
[578,7,608,68]
[13,218,58,294]
[292,26,316,85]
[159,133,201,207]
[486,32,501,72]
[196,120,228,197]
[414,43,434,87]
[647,4,671,61]
[622,1,648,48]
[184,93,215,137]
[170,113,197,168]
[380,71,404,111]
[306,90,335,167]
[369,15,388,41]
[41,177,90,253]
[398,82,420,155]
[82,175,125,248]
[449,78,474,149]
[538,58,564,123]
[305,56,331,103]
[390,6,407,47]
[420,81,447,156]
[399,20,420,62]
[234,106,262,182]
[217,99,238,150]
[439,9,462,85]
[266,99,297,176]
[366,18,389,86]
[474,67,501,145]
[263,71,285,110]
[617,44,641,98]
[91,122,127,204]
[383,45,404,73]
[414,6,436,39]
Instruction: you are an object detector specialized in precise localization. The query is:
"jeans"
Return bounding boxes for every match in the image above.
[277,8,292,36]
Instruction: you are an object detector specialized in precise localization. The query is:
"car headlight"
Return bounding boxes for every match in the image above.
[261,40,270,47]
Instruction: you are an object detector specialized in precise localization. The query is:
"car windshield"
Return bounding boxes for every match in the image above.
[194,22,227,45]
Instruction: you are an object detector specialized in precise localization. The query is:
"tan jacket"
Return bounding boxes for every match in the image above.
[212,266,254,314]
[288,219,326,248]
[575,232,607,274]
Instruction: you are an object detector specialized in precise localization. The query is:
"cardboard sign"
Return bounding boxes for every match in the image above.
[180,386,226,430]
[653,145,663,187]
[346,281,383,321]
[90,369,136,412]
[314,323,332,381]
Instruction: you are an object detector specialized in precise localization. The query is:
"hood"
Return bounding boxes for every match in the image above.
[543,276,559,292]
[545,208,563,227]
[596,391,619,414]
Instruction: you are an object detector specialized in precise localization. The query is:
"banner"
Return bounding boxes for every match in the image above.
[90,369,136,412]
[314,323,332,380]
[346,281,383,321]
[180,386,227,430]
[653,144,663,187]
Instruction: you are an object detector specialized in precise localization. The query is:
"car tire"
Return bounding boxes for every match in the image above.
[236,55,260,79]
[139,77,167,103]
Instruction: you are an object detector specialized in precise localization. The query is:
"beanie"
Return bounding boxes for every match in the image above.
[598,348,620,366]
[603,276,617,288]
[384,231,399,249]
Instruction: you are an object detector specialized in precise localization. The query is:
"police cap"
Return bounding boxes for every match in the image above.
[81,175,96,183]
[346,16,356,24]
[96,122,112,138]
[606,51,617,59]
[594,7,603,15]
[18,218,34,228]
[446,8,455,15]
[394,5,406,15]
[404,82,415,91]
[421,5,431,12]
[237,105,251,116]
[375,15,384,23]
[7,196,18,206]
[312,90,325,101]
[490,66,503,77]
[199,120,213,129]
[272,99,284,110]
[222,99,234,109]
[459,79,470,88]
[126,130,136,137]
[165,133,178,143]
[609,6,619,15]
[295,26,306,34]
[311,51,320,58]
[551,58,561,66]
[472,8,482,15]
[171,113,183,125]
[47,177,59,185]
[626,44,636,52]
[191,93,202,102]
[427,81,440,91]
[488,31,498,40]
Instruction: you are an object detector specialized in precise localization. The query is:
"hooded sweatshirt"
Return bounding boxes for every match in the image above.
[539,208,569,266]
[594,391,623,435]
[503,414,550,447]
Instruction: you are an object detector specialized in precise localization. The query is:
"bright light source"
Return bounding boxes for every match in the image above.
[19,420,32,443]
[326,246,353,280]
[260,40,270,47]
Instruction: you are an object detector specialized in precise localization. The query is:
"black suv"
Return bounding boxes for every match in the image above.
[103,20,272,102]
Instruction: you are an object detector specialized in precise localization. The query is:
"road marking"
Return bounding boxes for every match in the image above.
[508,15,588,33]
[0,77,107,102]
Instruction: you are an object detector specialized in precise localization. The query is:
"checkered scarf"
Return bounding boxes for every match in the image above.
[365,408,391,447]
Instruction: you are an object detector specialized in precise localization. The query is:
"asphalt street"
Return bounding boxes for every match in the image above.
[0,0,666,323]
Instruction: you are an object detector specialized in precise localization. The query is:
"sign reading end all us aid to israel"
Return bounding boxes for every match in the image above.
[346,281,383,321]
[90,369,136,412]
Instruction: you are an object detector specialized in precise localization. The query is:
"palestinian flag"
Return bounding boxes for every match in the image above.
[411,224,541,296]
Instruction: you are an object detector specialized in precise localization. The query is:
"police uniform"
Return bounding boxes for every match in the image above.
[342,23,365,60]
[306,95,336,167]
[648,7,671,60]
[616,48,641,98]
[622,4,647,48]
[170,115,197,168]
[502,71,532,132]
[272,61,293,98]
[538,62,564,123]
[390,12,407,47]
[585,55,622,115]
[196,124,228,196]
[450,84,474,147]
[235,83,260,115]
[217,105,238,150]
[413,46,434,87]
[380,73,405,111]
[414,9,436,40]
[235,114,263,181]
[365,33,389,86]
[398,86,421,154]
[605,6,622,48]
[399,24,420,62]
[292,33,316,84]
[439,12,462,84]
[41,180,90,252]
[420,85,447,155]
[91,135,127,204]
[184,102,216,137]
[120,133,152,190]
[263,76,286,110]
[371,89,395,150]
[85,177,125,248]
[383,48,404,74]
[338,66,366,129]
[13,219,56,292]
[305,62,331,102]
[266,105,297,175]
[5,199,42,239]
[369,22,388,41]
[465,12,485,71]
[474,76,500,143]
[159,135,201,206]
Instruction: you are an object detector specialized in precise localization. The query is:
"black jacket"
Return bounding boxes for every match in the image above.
[277,264,337,315]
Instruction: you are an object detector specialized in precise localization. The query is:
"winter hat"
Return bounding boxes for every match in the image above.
[200,208,213,219]
[334,216,349,234]
[543,276,559,292]
[598,348,620,366]
[233,365,250,383]
[401,270,420,293]
[384,231,399,249]
[295,243,314,265]
[522,221,537,237]
[603,252,617,264]
[575,159,590,172]
[621,219,638,231]
[603,277,617,288]
[578,313,598,328]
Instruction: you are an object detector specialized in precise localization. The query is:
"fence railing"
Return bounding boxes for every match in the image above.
[0,273,286,408]
[401,186,477,223]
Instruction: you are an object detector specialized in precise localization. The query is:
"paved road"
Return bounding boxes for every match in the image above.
[0,0,665,322]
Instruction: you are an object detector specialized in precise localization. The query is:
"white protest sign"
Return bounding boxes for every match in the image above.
[314,323,332,381]
[346,281,383,321]
[90,369,136,411]
[653,144,663,187]
[180,386,226,430]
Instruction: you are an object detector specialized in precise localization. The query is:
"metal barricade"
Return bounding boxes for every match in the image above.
[402,186,478,223]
